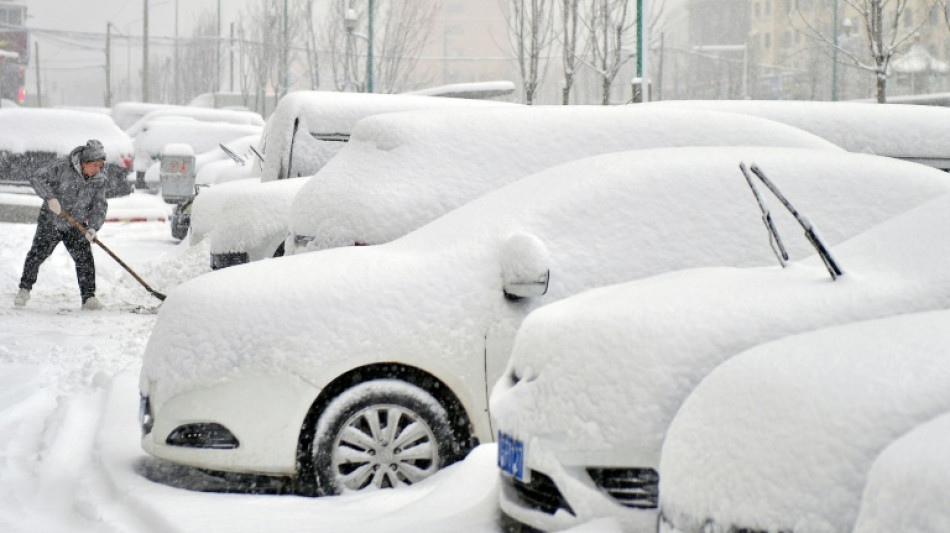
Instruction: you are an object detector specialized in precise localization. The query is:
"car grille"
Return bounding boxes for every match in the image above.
[586,467,659,509]
[502,471,574,516]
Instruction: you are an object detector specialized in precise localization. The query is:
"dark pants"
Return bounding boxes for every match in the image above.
[19,209,96,302]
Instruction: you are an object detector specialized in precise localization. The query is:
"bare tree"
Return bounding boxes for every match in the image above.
[795,0,940,103]
[580,0,636,105]
[305,0,322,89]
[322,0,440,93]
[504,0,556,104]
[238,1,282,114]
[175,12,219,104]
[559,0,583,104]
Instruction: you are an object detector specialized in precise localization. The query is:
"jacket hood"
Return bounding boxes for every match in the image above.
[69,145,105,181]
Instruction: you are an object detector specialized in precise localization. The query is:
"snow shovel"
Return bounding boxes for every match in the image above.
[59,208,167,301]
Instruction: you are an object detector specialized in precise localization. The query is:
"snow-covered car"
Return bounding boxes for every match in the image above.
[134,119,263,191]
[853,410,950,533]
[654,99,950,170]
[658,307,950,533]
[203,91,510,268]
[139,145,938,498]
[111,101,181,131]
[124,106,265,139]
[283,104,840,258]
[0,108,134,198]
[490,163,950,532]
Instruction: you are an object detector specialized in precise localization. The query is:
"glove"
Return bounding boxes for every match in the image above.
[85,228,97,242]
[47,198,62,215]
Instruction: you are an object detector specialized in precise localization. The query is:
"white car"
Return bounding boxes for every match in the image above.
[139,146,937,497]
[199,90,506,268]
[285,105,839,256]
[654,99,950,170]
[659,307,950,533]
[853,410,950,533]
[491,168,950,532]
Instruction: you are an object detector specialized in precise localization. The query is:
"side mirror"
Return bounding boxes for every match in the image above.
[500,232,551,300]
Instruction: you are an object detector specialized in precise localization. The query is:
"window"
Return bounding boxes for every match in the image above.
[765,32,772,50]
[904,7,913,28]
[0,6,24,26]
[765,0,772,16]
[755,2,761,17]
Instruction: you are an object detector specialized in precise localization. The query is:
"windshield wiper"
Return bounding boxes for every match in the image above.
[740,162,788,267]
[219,143,246,165]
[739,162,844,281]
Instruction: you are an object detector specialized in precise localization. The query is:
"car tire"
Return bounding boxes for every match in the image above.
[170,215,189,240]
[311,379,456,495]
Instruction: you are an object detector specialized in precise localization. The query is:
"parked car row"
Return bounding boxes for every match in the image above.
[133,96,950,532]
[494,190,950,532]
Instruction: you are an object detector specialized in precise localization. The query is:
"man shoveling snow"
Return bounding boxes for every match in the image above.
[14,139,108,311]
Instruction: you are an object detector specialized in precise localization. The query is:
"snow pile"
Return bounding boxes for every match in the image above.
[660,309,950,533]
[289,105,841,251]
[853,411,950,533]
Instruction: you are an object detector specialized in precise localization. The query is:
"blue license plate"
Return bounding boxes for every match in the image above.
[497,430,527,482]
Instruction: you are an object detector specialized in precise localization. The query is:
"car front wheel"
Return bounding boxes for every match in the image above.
[311,379,455,495]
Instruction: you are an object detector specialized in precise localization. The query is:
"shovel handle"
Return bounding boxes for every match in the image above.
[59,209,167,301]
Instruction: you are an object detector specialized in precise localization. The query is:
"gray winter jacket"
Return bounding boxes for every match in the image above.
[30,145,108,232]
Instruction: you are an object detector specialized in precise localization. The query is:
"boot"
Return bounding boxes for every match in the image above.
[82,296,104,311]
[14,288,30,307]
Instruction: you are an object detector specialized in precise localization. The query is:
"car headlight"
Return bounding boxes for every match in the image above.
[293,234,315,248]
[139,395,154,436]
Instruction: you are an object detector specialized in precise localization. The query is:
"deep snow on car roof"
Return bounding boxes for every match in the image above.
[654,99,950,163]
[259,90,511,183]
[289,104,843,250]
[0,108,133,158]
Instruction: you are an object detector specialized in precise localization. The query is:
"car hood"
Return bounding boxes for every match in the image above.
[491,193,950,465]
[660,308,950,533]
[141,240,496,407]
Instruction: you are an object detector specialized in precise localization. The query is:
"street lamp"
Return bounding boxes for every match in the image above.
[344,0,374,93]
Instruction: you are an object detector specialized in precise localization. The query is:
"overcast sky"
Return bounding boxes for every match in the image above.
[22,0,249,106]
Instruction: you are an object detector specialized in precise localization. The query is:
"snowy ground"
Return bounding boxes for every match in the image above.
[0,192,506,533]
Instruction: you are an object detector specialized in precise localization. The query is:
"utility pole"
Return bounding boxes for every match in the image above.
[282,0,288,97]
[367,0,374,93]
[34,42,41,107]
[217,0,222,99]
[230,22,235,92]
[143,0,149,102]
[105,23,112,107]
[174,0,179,104]
[635,0,648,102]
